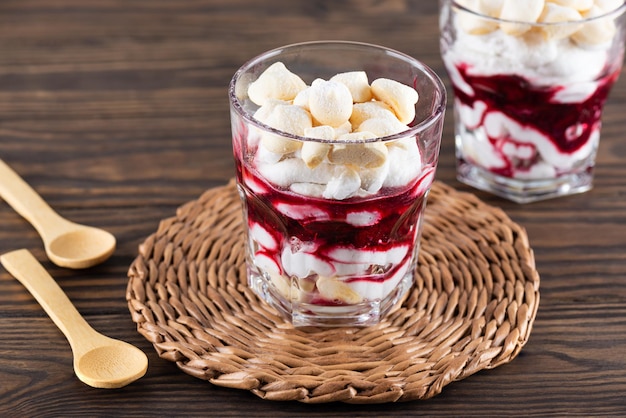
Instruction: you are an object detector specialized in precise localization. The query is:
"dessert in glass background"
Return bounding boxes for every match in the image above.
[229,41,446,327]
[440,0,626,203]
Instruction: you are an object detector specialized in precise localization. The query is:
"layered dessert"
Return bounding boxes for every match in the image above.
[231,62,435,320]
[441,0,625,201]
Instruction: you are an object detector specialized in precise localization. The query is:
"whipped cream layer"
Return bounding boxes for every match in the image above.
[449,29,608,88]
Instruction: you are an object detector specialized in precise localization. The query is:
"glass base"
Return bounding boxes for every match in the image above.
[248,268,413,327]
[457,161,593,204]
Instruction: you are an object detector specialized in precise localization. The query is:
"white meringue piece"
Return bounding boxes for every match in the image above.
[308,79,354,127]
[538,3,583,40]
[571,5,617,46]
[371,78,419,124]
[330,71,373,103]
[247,62,307,106]
[499,0,544,35]
[350,101,397,128]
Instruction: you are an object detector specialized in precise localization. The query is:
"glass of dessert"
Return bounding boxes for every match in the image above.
[229,41,446,327]
[440,0,626,203]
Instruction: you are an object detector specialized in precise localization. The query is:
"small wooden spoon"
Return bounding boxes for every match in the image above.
[0,159,115,269]
[0,249,148,388]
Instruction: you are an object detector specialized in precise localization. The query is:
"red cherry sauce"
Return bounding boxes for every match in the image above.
[451,63,620,177]
[236,157,433,289]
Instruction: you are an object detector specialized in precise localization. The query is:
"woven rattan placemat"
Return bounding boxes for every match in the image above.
[127,179,540,403]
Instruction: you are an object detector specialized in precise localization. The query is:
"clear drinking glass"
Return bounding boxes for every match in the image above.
[229,41,446,327]
[440,0,626,203]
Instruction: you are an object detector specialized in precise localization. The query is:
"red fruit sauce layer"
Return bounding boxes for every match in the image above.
[236,162,433,285]
[452,63,620,155]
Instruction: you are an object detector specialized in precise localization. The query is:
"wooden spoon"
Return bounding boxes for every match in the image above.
[0,159,116,269]
[0,249,148,388]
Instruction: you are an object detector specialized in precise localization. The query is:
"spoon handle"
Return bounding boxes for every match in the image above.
[0,249,97,355]
[0,159,67,240]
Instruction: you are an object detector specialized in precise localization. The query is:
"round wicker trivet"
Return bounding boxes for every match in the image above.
[127,179,540,403]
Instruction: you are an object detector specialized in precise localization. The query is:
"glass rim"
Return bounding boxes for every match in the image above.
[228,40,447,144]
[450,1,626,27]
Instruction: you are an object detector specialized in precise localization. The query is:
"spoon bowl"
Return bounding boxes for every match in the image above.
[76,340,148,389]
[47,225,116,269]
[0,159,116,269]
[0,249,148,388]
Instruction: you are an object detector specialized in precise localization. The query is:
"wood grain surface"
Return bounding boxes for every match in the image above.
[1,0,625,416]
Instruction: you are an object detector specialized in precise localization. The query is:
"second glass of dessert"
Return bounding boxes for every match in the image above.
[229,41,446,327]
[440,0,626,203]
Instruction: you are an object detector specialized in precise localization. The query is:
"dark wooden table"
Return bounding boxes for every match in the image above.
[1,1,625,416]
